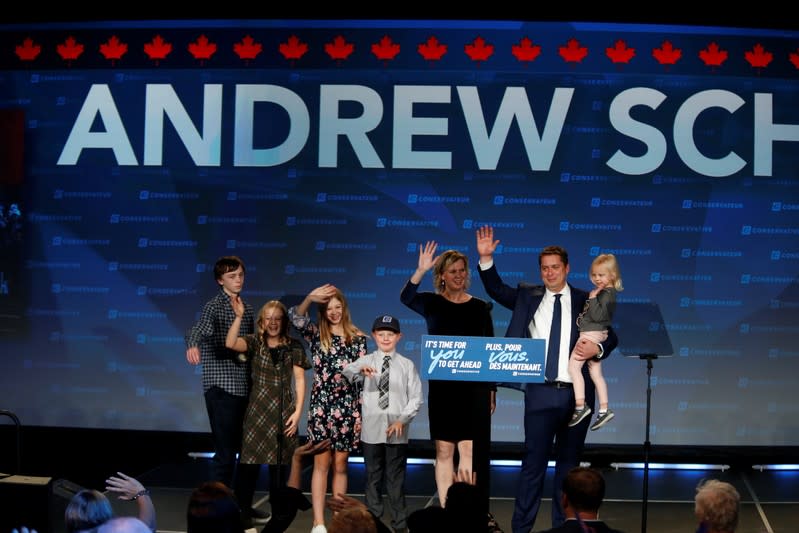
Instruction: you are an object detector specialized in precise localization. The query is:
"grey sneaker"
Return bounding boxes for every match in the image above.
[568,406,592,427]
[590,409,615,431]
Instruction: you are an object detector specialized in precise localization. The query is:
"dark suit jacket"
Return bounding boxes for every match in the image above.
[535,518,626,533]
[478,263,618,391]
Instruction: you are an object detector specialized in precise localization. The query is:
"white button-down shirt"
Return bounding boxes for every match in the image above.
[343,350,424,444]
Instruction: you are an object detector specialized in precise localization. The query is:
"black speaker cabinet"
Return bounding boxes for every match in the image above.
[50,478,85,533]
[0,476,83,533]
[0,475,53,533]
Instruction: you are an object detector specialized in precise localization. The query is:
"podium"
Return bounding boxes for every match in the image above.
[614,302,673,533]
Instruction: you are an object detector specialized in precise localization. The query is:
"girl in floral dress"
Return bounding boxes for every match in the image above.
[289,284,367,533]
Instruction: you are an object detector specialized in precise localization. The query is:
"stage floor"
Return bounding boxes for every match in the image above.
[104,456,797,533]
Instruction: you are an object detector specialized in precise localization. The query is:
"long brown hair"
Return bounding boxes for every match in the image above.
[317,288,362,352]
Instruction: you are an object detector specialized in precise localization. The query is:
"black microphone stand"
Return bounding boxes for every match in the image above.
[0,410,21,474]
[275,346,286,493]
[615,302,673,533]
[639,354,658,533]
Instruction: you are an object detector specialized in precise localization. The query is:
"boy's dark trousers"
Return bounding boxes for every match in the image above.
[204,386,248,486]
[362,441,409,531]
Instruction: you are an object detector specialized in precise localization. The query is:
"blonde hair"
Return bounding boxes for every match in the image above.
[591,253,624,291]
[695,479,739,532]
[317,288,362,352]
[432,250,471,294]
[256,300,290,345]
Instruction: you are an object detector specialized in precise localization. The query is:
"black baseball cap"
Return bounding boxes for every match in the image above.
[372,315,400,333]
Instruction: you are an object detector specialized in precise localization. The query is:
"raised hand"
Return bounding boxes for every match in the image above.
[476,225,500,259]
[325,493,368,514]
[308,283,338,303]
[105,472,147,500]
[417,240,439,272]
[12,527,38,533]
[230,294,245,317]
[296,438,332,457]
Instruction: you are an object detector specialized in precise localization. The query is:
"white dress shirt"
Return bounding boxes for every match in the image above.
[343,350,424,444]
[532,289,572,382]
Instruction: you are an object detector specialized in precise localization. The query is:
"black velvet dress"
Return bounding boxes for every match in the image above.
[400,280,495,441]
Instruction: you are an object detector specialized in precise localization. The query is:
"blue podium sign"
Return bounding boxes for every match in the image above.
[420,335,546,383]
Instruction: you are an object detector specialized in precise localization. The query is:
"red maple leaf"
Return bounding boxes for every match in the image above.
[465,36,494,62]
[418,36,447,61]
[279,35,308,61]
[371,35,400,61]
[699,42,728,67]
[99,35,128,64]
[606,39,635,64]
[511,37,541,63]
[559,38,588,63]
[188,35,217,61]
[790,48,799,70]
[324,35,354,61]
[233,35,262,61]
[144,35,172,62]
[652,40,682,65]
[744,43,773,68]
[56,36,84,62]
[15,37,41,61]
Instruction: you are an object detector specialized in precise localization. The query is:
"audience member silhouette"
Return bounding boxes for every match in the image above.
[64,472,156,533]
[263,439,331,533]
[64,489,114,533]
[407,471,502,533]
[97,517,152,533]
[186,481,245,533]
[694,479,740,533]
[326,494,392,533]
[534,466,624,533]
[327,506,378,533]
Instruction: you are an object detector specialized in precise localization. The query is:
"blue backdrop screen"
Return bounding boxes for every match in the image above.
[0,18,797,447]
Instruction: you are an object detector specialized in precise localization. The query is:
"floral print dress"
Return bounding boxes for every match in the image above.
[289,306,367,451]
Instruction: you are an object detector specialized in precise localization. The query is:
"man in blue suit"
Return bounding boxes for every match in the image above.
[475,226,618,533]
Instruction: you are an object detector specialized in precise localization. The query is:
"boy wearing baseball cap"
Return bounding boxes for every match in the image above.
[343,315,424,533]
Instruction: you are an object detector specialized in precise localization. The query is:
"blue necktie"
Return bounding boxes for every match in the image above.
[545,294,562,382]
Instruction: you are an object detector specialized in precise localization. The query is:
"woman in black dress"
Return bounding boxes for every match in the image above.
[400,240,495,511]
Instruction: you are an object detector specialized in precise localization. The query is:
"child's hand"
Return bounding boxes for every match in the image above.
[589,288,600,298]
[308,284,337,303]
[230,294,245,316]
[360,366,378,377]
[386,420,405,439]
